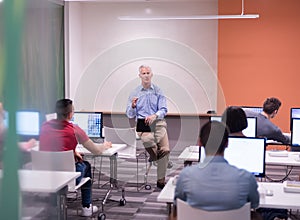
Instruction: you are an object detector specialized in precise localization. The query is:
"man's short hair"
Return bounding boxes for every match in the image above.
[139,65,152,73]
[199,121,229,155]
[221,106,248,133]
[55,99,73,119]
[263,97,281,114]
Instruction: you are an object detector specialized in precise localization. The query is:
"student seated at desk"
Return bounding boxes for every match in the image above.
[39,99,112,217]
[244,97,290,145]
[173,121,262,220]
[0,102,37,167]
[221,106,248,137]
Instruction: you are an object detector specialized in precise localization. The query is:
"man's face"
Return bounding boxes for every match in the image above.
[139,67,153,84]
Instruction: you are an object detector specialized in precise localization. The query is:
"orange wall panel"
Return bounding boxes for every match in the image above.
[218,0,300,132]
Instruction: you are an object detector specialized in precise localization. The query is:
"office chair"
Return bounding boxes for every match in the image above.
[176,199,251,220]
[103,126,151,191]
[30,150,91,215]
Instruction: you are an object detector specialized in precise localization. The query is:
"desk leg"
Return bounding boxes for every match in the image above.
[102,154,119,208]
[110,154,118,186]
[56,185,68,220]
[166,202,172,215]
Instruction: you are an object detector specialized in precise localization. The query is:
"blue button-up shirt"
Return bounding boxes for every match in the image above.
[126,84,168,120]
[174,156,259,210]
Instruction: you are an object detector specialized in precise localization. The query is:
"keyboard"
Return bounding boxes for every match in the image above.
[268,151,289,157]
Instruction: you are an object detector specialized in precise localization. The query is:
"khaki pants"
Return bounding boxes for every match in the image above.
[138,120,170,184]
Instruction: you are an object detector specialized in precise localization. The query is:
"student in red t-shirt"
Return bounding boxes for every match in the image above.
[39,99,111,217]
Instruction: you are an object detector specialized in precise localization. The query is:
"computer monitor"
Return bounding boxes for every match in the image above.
[214,115,257,137]
[291,118,300,150]
[243,117,257,138]
[290,108,300,131]
[224,137,266,177]
[71,112,103,139]
[16,110,41,141]
[210,115,222,122]
[241,106,263,114]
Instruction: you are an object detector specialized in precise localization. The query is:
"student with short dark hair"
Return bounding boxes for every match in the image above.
[174,121,260,212]
[39,98,112,217]
[245,97,290,144]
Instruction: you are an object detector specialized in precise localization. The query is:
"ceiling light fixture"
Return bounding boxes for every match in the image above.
[118,0,259,21]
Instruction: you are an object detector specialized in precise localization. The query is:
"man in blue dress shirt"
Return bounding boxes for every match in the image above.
[126,65,170,189]
[174,121,260,218]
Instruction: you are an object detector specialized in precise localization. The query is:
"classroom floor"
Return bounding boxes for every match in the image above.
[22,149,300,220]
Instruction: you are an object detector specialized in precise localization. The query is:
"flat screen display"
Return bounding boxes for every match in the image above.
[16,111,40,136]
[290,108,300,131]
[224,137,266,177]
[243,117,257,138]
[214,116,257,137]
[71,112,103,138]
[241,106,263,114]
[291,118,300,147]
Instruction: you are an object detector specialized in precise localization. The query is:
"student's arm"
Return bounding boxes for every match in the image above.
[270,127,290,145]
[82,139,112,155]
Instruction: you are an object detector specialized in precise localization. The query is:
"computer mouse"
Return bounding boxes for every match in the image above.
[266,189,273,196]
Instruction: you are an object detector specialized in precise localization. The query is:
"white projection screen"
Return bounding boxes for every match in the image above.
[66,1,220,114]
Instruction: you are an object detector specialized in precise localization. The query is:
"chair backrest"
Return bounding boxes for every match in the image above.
[31,150,76,190]
[177,199,251,220]
[103,126,137,159]
[31,150,75,172]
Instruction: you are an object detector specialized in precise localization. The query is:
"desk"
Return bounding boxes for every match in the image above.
[76,143,127,184]
[178,146,205,166]
[265,151,300,182]
[1,170,80,220]
[76,144,128,209]
[157,177,300,214]
[266,151,300,166]
[258,182,300,210]
[157,177,176,214]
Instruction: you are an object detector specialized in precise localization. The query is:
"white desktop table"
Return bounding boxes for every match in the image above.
[1,170,80,220]
[178,146,206,166]
[178,147,300,167]
[265,151,300,166]
[157,177,300,214]
[76,144,128,209]
[265,151,300,181]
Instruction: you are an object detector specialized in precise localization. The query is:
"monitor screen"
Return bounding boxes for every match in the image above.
[215,115,257,137]
[241,106,263,114]
[224,137,266,177]
[290,108,300,131]
[291,118,300,147]
[210,116,222,122]
[71,112,103,138]
[243,117,257,138]
[16,110,40,136]
[291,108,300,119]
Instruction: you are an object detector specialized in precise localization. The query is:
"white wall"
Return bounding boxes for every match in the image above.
[66,1,219,114]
